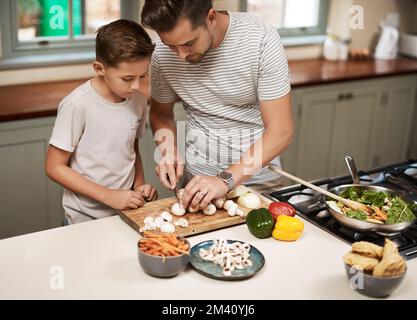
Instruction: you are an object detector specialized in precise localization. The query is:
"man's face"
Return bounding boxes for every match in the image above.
[159,18,214,63]
[102,58,151,99]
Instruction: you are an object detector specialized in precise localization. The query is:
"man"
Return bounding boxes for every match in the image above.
[141,0,293,210]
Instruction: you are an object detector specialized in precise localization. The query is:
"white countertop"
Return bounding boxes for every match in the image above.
[1,210,416,300]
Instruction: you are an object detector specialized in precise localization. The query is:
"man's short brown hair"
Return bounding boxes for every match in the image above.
[141,0,213,33]
[96,19,155,67]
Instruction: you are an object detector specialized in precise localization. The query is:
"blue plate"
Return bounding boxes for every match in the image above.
[189,240,265,281]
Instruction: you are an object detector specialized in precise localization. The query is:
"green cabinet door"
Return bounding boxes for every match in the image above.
[369,76,417,167]
[329,85,380,176]
[295,89,338,180]
[0,117,64,239]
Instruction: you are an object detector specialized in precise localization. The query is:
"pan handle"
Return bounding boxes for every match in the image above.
[345,155,360,184]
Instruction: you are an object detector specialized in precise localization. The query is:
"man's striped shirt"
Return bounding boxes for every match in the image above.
[151,11,291,184]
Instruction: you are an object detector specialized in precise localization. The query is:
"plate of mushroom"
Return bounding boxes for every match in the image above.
[189,239,265,280]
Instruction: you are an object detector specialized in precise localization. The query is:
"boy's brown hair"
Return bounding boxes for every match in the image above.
[96,19,155,67]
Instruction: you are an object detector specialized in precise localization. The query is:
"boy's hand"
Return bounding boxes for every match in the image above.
[105,190,144,210]
[135,184,158,202]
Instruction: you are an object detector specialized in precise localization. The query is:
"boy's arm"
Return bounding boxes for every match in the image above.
[133,140,145,188]
[45,145,144,210]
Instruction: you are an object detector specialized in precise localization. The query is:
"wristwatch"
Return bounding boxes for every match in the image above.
[217,171,235,192]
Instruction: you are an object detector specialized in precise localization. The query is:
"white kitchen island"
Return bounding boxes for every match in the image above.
[0,213,416,300]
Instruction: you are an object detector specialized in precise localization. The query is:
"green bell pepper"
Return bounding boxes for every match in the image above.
[246,208,274,239]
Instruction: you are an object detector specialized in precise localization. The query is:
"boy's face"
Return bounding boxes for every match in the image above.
[96,58,151,99]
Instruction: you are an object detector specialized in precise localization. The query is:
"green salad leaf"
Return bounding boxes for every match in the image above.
[340,187,361,201]
[341,187,387,207]
[386,196,416,224]
[359,190,387,207]
[346,210,368,221]
[339,186,416,224]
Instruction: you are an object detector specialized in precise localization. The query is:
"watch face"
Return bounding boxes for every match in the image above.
[219,171,232,180]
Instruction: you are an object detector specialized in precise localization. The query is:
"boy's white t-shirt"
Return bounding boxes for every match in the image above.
[49,80,148,223]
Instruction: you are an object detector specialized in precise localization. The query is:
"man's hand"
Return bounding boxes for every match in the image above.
[156,151,185,190]
[104,190,144,210]
[135,184,158,202]
[180,175,228,210]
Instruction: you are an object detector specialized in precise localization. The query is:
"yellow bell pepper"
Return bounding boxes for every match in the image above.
[272,215,304,242]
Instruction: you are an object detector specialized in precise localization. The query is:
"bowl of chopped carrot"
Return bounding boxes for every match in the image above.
[138,231,190,278]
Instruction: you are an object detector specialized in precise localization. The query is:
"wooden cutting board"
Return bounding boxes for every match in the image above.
[119,196,269,237]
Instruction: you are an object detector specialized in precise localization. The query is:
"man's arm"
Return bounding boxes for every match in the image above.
[133,139,158,201]
[228,93,293,185]
[45,145,144,210]
[181,94,293,209]
[150,98,185,190]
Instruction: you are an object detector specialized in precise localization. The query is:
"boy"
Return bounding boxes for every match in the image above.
[46,19,157,224]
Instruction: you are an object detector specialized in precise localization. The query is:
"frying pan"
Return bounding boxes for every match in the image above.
[269,161,416,237]
[326,184,416,236]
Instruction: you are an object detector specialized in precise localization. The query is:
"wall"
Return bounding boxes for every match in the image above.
[350,0,414,49]
[327,0,353,40]
[411,1,417,33]
[213,0,241,11]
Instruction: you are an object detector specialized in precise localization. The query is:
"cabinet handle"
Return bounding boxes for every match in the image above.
[337,94,346,101]
[346,93,354,100]
[337,93,354,101]
[381,93,389,107]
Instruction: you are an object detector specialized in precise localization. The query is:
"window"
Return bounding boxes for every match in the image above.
[242,0,329,44]
[0,0,138,69]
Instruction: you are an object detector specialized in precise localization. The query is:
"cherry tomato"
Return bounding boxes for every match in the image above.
[268,202,296,220]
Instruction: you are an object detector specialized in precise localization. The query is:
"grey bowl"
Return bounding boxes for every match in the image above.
[138,238,190,278]
[344,263,406,298]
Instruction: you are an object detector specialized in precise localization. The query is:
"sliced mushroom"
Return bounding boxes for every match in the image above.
[174,218,189,228]
[160,222,175,233]
[154,216,165,228]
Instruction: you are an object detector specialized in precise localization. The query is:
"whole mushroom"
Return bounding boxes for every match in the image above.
[171,203,186,216]
[203,204,217,216]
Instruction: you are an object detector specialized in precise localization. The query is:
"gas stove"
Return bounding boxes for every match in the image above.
[263,160,417,260]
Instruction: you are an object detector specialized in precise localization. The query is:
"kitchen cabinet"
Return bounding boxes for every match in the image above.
[281,75,417,181]
[328,85,380,176]
[369,76,417,167]
[279,91,300,179]
[0,117,64,239]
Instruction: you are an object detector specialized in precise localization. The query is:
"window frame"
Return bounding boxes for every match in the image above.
[0,0,139,70]
[240,0,330,45]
